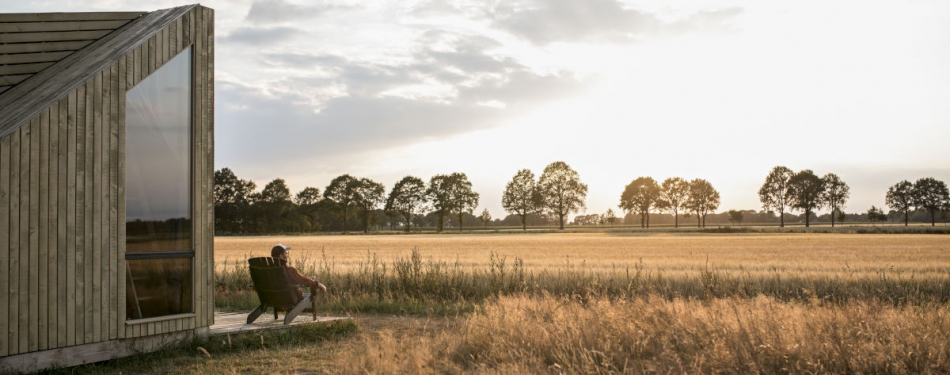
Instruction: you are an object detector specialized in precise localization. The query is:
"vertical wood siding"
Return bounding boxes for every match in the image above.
[0,6,213,357]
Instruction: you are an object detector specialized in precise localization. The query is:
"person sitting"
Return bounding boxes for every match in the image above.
[271,243,327,298]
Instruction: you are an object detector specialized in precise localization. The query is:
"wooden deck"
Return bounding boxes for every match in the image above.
[209,312,350,335]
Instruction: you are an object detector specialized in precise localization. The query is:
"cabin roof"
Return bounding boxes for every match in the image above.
[0,4,197,140]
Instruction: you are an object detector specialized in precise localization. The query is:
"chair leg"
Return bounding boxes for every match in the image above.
[247,304,266,324]
[311,295,317,321]
[284,294,311,325]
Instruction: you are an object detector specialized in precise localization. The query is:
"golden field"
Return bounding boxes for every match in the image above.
[215,232,950,279]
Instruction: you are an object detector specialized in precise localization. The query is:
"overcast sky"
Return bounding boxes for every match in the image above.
[10,0,950,220]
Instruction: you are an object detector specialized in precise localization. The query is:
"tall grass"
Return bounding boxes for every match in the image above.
[338,295,950,374]
[216,249,950,314]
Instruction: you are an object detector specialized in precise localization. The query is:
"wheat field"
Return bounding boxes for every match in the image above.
[215,233,950,279]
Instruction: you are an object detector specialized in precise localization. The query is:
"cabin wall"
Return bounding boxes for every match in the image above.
[0,6,213,358]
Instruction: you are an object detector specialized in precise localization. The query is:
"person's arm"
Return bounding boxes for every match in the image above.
[286,266,327,293]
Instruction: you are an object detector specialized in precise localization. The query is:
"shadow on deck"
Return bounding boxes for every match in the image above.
[210,312,351,335]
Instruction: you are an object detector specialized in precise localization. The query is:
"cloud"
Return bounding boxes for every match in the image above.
[216,31,588,172]
[220,26,304,45]
[245,0,354,23]
[484,0,742,45]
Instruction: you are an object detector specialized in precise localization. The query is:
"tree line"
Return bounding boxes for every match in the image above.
[213,162,950,235]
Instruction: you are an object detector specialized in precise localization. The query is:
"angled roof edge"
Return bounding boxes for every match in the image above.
[0,4,199,140]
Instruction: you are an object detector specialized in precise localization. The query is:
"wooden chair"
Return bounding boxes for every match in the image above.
[246,257,317,325]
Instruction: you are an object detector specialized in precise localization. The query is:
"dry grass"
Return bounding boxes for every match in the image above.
[336,295,950,374]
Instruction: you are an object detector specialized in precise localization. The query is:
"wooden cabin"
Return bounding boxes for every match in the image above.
[0,4,214,372]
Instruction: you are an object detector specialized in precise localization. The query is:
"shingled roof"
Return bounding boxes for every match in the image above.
[0,5,196,140]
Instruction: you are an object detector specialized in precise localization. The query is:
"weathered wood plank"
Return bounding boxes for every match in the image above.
[27,116,40,351]
[0,52,73,66]
[117,55,128,336]
[0,74,32,87]
[0,62,56,76]
[0,6,196,142]
[38,107,50,352]
[0,12,144,23]
[0,40,94,55]
[0,30,112,44]
[83,78,94,345]
[99,65,110,344]
[91,70,102,344]
[65,89,77,347]
[55,96,67,349]
[109,61,119,340]
[75,82,88,346]
[193,8,204,327]
[0,128,10,357]
[0,20,130,33]
[8,124,20,354]
[147,34,155,76]
[206,7,215,326]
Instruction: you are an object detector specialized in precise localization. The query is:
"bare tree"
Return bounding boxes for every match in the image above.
[914,177,950,226]
[885,180,915,226]
[538,162,588,230]
[758,166,794,227]
[619,177,660,228]
[788,169,825,227]
[501,169,541,232]
[384,176,428,233]
[686,178,720,228]
[821,173,849,227]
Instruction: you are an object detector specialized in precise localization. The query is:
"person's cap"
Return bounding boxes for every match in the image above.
[271,243,291,257]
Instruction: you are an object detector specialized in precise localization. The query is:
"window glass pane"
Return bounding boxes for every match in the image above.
[126,46,192,252]
[126,258,193,319]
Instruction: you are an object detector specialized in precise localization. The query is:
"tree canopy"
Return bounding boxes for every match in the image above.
[384,176,428,233]
[758,166,794,227]
[885,180,915,226]
[501,169,541,232]
[619,177,660,228]
[657,177,690,228]
[821,173,849,227]
[537,161,588,230]
[686,178,720,228]
[787,169,825,227]
[913,177,950,226]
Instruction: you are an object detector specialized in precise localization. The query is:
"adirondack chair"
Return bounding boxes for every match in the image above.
[246,257,317,325]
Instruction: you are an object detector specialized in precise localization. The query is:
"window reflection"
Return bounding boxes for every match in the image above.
[125,46,194,320]
[126,258,193,319]
[126,46,192,252]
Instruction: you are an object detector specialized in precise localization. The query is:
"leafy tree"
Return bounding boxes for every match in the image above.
[479,208,492,227]
[885,180,915,226]
[727,209,743,226]
[619,177,660,228]
[821,173,849,227]
[913,177,950,226]
[384,176,428,233]
[324,174,359,233]
[787,170,825,227]
[867,205,886,224]
[427,174,453,232]
[352,178,385,233]
[448,173,479,232]
[502,169,541,232]
[538,161,588,230]
[603,208,618,225]
[656,177,689,228]
[295,187,322,232]
[758,166,794,227]
[213,168,256,234]
[259,178,294,232]
[686,178,720,228]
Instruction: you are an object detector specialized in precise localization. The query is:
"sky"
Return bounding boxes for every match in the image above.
[8,0,950,221]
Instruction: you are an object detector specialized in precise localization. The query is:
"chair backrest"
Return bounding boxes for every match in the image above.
[248,257,301,309]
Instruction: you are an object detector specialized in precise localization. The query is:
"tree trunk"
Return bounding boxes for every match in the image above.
[697,213,701,228]
[805,209,810,227]
[559,214,565,229]
[779,207,784,227]
[932,211,936,226]
[521,214,527,232]
[459,213,464,232]
[831,206,836,227]
[674,210,678,228]
[904,212,908,227]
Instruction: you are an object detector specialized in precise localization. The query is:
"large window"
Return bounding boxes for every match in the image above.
[125,46,193,320]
